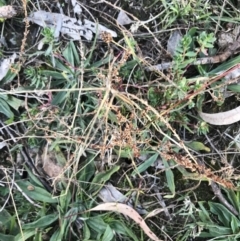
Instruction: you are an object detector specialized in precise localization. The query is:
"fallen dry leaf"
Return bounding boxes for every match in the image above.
[89,202,162,241]
[199,106,240,125]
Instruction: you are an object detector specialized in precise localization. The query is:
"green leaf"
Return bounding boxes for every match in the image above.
[101,225,114,241]
[70,41,80,65]
[0,97,14,118]
[224,189,240,213]
[50,229,62,241]
[185,51,197,57]
[41,70,65,79]
[227,84,240,93]
[14,230,36,241]
[83,222,91,240]
[24,165,44,188]
[0,0,6,6]
[162,159,175,198]
[23,214,58,229]
[54,58,71,72]
[0,209,12,226]
[78,156,95,189]
[197,222,232,236]
[131,153,158,176]
[86,216,108,234]
[185,141,210,152]
[209,202,239,228]
[209,55,240,76]
[63,42,75,66]
[198,201,213,223]
[59,189,72,211]
[17,180,58,203]
[0,233,14,241]
[89,165,120,193]
[6,96,23,111]
[231,217,239,234]
[110,220,138,241]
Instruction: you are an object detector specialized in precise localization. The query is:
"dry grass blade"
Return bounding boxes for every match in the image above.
[89,202,162,241]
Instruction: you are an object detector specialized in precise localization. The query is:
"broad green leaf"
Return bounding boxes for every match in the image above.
[185,141,210,152]
[0,97,14,118]
[231,217,239,234]
[1,67,17,85]
[197,222,232,236]
[0,233,14,241]
[59,189,72,211]
[227,84,240,93]
[63,42,75,66]
[185,51,197,57]
[209,202,238,228]
[131,153,158,176]
[17,180,58,203]
[89,165,120,193]
[0,0,6,6]
[83,222,91,240]
[24,165,44,188]
[0,209,11,225]
[114,148,134,158]
[224,189,240,213]
[50,229,62,241]
[209,55,240,75]
[54,58,71,72]
[86,216,108,234]
[101,225,114,241]
[14,230,36,241]
[6,96,23,111]
[23,214,58,229]
[90,54,114,68]
[110,220,138,241]
[70,41,80,65]
[78,157,95,189]
[162,159,175,198]
[198,201,213,223]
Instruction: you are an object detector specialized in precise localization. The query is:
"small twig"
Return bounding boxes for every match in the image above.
[211,181,239,216]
